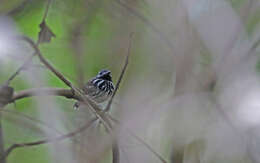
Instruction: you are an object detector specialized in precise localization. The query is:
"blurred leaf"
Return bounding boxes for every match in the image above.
[38,20,56,44]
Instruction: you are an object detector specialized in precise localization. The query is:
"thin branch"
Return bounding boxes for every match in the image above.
[108,115,168,163]
[42,0,52,21]
[0,117,97,161]
[104,33,133,112]
[14,32,130,162]
[5,55,35,86]
[17,34,132,162]
[69,0,103,87]
[11,88,78,102]
[241,0,253,23]
[243,35,260,60]
[70,25,85,87]
[250,37,260,54]
[103,33,134,163]
[1,109,62,134]
[9,84,122,162]
[20,35,113,133]
[21,36,74,87]
[7,0,32,16]
[1,109,93,155]
[5,0,52,86]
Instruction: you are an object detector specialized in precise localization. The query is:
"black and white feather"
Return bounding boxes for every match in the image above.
[74,69,114,109]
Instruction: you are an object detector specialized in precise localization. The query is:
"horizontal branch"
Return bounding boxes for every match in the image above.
[20,36,113,133]
[10,88,80,103]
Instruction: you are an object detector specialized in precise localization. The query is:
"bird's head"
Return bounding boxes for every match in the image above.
[96,69,112,81]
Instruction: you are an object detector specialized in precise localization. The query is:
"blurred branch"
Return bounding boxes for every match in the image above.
[104,33,133,112]
[1,109,62,134]
[115,0,174,51]
[21,36,74,87]
[213,101,257,163]
[5,0,52,86]
[112,142,120,163]
[108,115,168,163]
[42,0,52,21]
[1,109,93,155]
[0,117,97,161]
[10,87,121,161]
[5,55,35,86]
[242,35,260,60]
[240,0,253,23]
[20,33,132,162]
[7,0,31,16]
[249,37,260,55]
[17,32,132,162]
[20,35,113,133]
[70,25,85,87]
[70,0,103,87]
[0,86,14,163]
[0,112,5,163]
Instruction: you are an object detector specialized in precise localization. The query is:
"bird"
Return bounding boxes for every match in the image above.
[74,69,114,109]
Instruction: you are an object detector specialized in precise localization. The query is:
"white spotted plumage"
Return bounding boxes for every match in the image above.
[73,70,114,109]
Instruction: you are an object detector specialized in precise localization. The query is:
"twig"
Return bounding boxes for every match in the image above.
[19,34,131,162]
[70,0,103,87]
[108,115,168,163]
[10,87,120,162]
[21,36,74,87]
[5,0,52,85]
[242,36,260,61]
[11,88,79,102]
[42,0,52,21]
[5,55,35,86]
[249,37,260,55]
[104,33,133,112]
[1,109,93,155]
[1,109,62,134]
[20,35,113,133]
[7,0,31,16]
[0,117,97,161]
[70,25,85,87]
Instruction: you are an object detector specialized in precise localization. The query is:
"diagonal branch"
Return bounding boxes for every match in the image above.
[1,109,92,155]
[42,0,52,21]
[20,35,113,133]
[0,117,97,161]
[104,33,134,112]
[5,0,53,86]
[5,55,35,86]
[108,115,168,163]
[18,33,133,163]
[7,0,32,16]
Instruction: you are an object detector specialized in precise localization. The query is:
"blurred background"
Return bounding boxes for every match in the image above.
[0,0,260,162]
